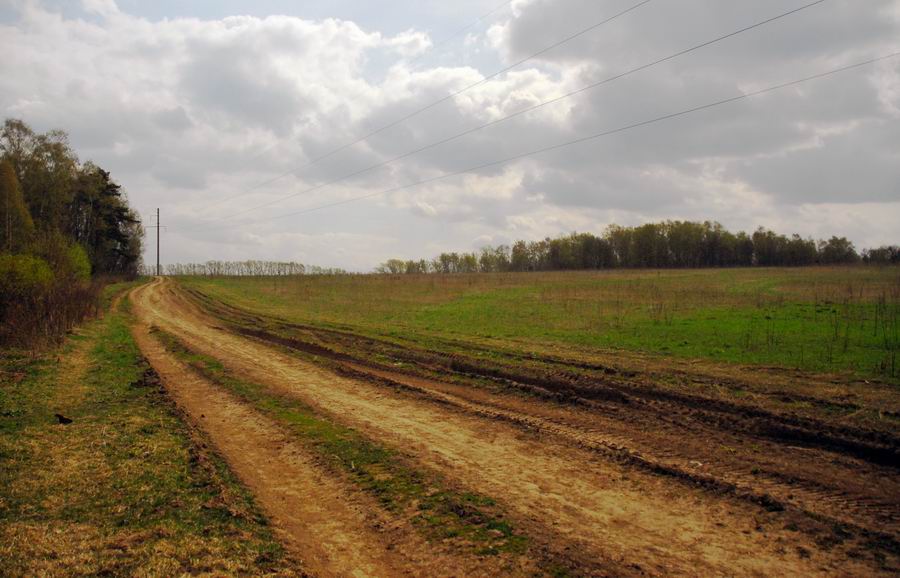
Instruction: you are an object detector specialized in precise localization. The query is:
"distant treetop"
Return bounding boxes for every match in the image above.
[375,221,893,274]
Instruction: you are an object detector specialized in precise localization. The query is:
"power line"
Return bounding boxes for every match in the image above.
[207,0,655,208]
[261,0,653,185]
[205,0,827,223]
[214,52,899,228]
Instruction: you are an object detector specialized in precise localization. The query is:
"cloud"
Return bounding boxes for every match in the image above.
[81,0,119,18]
[1,0,898,271]
[385,29,431,57]
[153,106,192,133]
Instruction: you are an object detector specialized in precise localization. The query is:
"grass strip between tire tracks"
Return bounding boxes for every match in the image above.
[148,326,559,566]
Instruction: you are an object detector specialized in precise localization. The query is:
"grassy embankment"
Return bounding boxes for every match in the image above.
[0,282,301,576]
[180,267,900,385]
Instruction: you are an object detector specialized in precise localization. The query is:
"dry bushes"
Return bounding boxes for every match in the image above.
[0,279,103,348]
[0,242,104,349]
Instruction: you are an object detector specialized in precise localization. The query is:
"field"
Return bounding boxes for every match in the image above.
[4,268,899,576]
[163,266,898,575]
[182,266,900,385]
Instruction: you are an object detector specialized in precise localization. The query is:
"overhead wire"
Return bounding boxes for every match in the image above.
[200,0,828,224]
[218,52,900,227]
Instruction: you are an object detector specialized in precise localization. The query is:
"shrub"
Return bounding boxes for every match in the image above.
[67,243,91,281]
[0,251,101,348]
[0,253,53,300]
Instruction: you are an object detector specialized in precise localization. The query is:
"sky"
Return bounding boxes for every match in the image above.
[2,0,899,271]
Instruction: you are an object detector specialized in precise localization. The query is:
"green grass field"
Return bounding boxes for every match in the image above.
[180,267,900,384]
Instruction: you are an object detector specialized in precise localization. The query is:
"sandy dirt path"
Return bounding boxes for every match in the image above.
[131,284,530,578]
[131,278,887,577]
[131,320,406,578]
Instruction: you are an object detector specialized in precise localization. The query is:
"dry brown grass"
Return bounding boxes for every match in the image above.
[0,294,303,577]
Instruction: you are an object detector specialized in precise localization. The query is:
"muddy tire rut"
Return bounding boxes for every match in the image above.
[198,290,900,540]
[131,279,899,576]
[130,284,534,578]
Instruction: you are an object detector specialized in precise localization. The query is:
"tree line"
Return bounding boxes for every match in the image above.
[154,261,347,276]
[0,118,143,346]
[863,246,900,265]
[377,221,895,274]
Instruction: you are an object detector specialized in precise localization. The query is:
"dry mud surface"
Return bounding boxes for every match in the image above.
[130,278,900,577]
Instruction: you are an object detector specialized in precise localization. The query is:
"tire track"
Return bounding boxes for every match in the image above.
[214,310,900,539]
[320,358,900,539]
[188,286,898,466]
[139,278,896,577]
[130,281,526,578]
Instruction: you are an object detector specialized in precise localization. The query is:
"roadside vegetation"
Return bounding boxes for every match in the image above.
[0,118,142,348]
[180,266,900,384]
[0,285,301,576]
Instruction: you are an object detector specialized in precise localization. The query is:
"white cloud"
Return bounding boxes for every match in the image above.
[81,0,119,17]
[385,28,431,57]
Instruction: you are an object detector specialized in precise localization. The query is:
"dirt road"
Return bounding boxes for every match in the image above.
[130,278,899,576]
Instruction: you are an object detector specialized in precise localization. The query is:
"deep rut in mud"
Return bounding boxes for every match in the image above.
[132,279,900,576]
[131,287,550,578]
[188,286,900,540]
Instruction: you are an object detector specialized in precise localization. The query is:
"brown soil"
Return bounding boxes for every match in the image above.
[190,284,900,536]
[235,325,900,532]
[131,326,403,577]
[131,282,537,578]
[131,278,900,576]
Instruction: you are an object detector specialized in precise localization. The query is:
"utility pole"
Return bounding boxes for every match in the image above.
[5,182,10,253]
[147,209,163,276]
[157,208,160,277]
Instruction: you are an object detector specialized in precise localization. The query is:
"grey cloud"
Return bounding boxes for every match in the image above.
[505,0,895,70]
[732,118,900,203]
[151,155,208,189]
[179,41,309,134]
[153,106,192,132]
[2,0,898,271]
